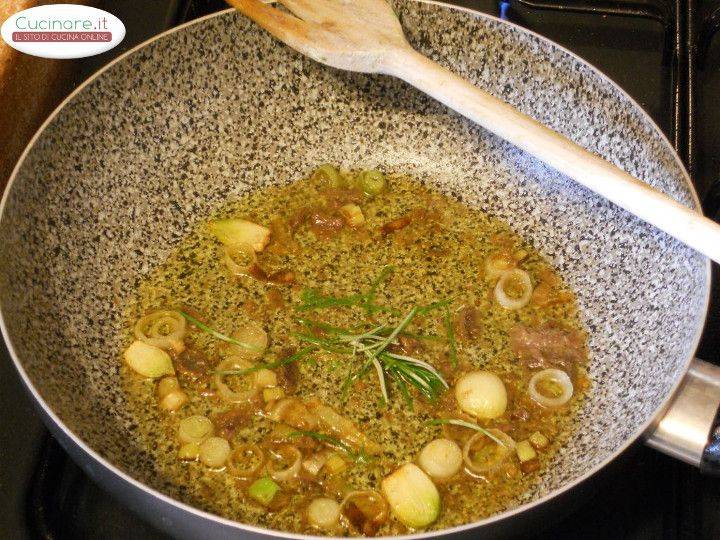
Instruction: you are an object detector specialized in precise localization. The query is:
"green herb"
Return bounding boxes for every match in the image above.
[248,476,279,505]
[295,266,397,315]
[288,429,373,464]
[427,418,507,447]
[443,307,458,368]
[178,310,261,352]
[216,347,315,376]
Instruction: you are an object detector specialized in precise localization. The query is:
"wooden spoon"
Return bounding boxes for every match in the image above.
[227,0,720,264]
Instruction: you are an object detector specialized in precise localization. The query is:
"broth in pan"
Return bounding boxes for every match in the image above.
[121,167,589,535]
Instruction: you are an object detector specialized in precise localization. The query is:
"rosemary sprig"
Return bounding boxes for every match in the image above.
[179,310,261,352]
[427,418,507,447]
[295,266,397,315]
[288,429,373,464]
[443,307,458,368]
[215,347,316,376]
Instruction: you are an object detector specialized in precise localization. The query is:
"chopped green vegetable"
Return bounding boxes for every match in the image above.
[516,440,537,463]
[248,476,280,506]
[311,163,343,188]
[529,431,550,449]
[178,310,261,352]
[381,463,440,528]
[356,169,386,196]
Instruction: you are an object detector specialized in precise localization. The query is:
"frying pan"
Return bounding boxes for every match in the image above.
[1,1,718,538]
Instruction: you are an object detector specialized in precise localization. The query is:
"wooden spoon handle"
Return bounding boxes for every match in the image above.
[384,47,720,264]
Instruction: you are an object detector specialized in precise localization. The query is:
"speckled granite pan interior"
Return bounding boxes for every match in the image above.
[0,0,709,531]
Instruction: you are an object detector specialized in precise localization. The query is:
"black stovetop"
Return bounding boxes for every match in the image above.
[2,1,719,538]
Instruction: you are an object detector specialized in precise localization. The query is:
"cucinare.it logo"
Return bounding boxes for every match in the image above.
[0,4,125,59]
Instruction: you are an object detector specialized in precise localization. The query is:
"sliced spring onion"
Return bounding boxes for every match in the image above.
[311,163,343,188]
[134,310,186,353]
[227,321,268,360]
[199,436,231,468]
[228,443,265,479]
[177,442,200,461]
[307,497,342,531]
[516,440,537,463]
[484,251,516,281]
[356,169,386,196]
[124,341,175,379]
[462,429,516,475]
[209,218,271,252]
[426,418,507,448]
[214,357,260,403]
[529,431,550,449]
[454,370,507,419]
[263,387,285,402]
[267,444,302,482]
[340,490,389,530]
[528,368,574,408]
[248,476,280,506]
[157,376,180,399]
[494,268,533,310]
[381,463,439,529]
[178,310,262,352]
[178,415,214,444]
[222,242,256,277]
[159,389,188,412]
[417,438,463,482]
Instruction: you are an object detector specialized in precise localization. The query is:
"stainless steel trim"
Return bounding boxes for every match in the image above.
[646,359,720,466]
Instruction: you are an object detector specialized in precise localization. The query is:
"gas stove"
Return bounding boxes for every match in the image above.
[1,1,719,538]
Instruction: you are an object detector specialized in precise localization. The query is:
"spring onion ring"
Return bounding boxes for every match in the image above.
[484,252,516,281]
[267,444,302,482]
[340,490,389,528]
[228,443,266,479]
[528,368,574,408]
[223,242,257,277]
[494,269,533,310]
[214,357,260,403]
[134,310,186,353]
[462,429,516,475]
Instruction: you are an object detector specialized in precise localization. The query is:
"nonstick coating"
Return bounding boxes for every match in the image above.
[0,1,710,538]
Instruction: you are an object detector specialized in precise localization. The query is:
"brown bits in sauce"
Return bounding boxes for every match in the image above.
[277,362,300,394]
[175,347,213,380]
[248,263,296,285]
[531,268,574,307]
[265,288,285,311]
[308,211,345,239]
[380,215,411,236]
[321,187,364,210]
[213,404,257,439]
[453,306,483,343]
[509,323,585,374]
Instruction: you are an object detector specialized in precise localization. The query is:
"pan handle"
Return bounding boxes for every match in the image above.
[645,358,720,474]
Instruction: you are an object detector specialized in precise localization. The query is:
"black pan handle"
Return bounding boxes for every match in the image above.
[645,358,720,474]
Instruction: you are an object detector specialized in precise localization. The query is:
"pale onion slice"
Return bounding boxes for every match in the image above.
[494,268,533,310]
[462,429,516,475]
[214,357,260,403]
[264,398,319,431]
[341,490,389,530]
[302,451,329,476]
[134,310,186,353]
[528,368,574,408]
[307,497,342,531]
[178,415,214,444]
[267,444,302,482]
[380,465,438,529]
[306,399,382,455]
[223,242,257,277]
[228,443,266,479]
[227,321,268,361]
[484,251,516,281]
[417,438,463,482]
[199,437,231,468]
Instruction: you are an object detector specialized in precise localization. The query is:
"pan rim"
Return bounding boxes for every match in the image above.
[0,1,711,538]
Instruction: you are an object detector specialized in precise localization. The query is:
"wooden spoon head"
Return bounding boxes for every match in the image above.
[227,0,410,73]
